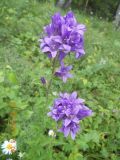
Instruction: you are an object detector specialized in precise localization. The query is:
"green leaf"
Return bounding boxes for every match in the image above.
[0,71,4,83]
[7,72,18,84]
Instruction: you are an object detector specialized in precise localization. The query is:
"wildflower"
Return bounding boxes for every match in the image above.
[40,12,86,61]
[1,139,17,155]
[48,130,56,137]
[52,91,58,96]
[40,36,62,58]
[48,92,92,139]
[40,77,46,85]
[18,152,24,158]
[99,58,107,65]
[55,62,72,82]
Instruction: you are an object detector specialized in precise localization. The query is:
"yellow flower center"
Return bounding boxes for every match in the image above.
[6,143,16,152]
[6,143,13,150]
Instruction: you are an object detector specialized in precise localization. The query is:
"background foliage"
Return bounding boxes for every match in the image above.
[0,0,120,159]
[72,0,119,20]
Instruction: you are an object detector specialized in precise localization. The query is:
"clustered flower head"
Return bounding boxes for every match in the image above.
[1,139,17,155]
[48,92,92,139]
[40,11,86,61]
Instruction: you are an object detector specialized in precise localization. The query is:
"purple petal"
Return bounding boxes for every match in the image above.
[78,108,93,120]
[55,71,62,77]
[63,44,71,52]
[47,112,52,116]
[65,109,71,116]
[71,131,76,140]
[51,51,57,58]
[76,49,85,58]
[53,36,62,43]
[73,106,80,114]
[44,37,51,44]
[63,76,67,83]
[58,51,66,62]
[64,119,71,127]
[66,73,73,78]
[42,47,50,53]
[67,65,72,71]
[72,117,79,124]
[77,24,86,31]
[64,127,70,137]
[76,98,85,104]
[40,42,45,48]
[71,92,77,99]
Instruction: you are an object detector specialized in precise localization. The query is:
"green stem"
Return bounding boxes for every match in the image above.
[46,57,58,159]
[43,57,57,130]
[50,137,55,160]
[46,57,57,101]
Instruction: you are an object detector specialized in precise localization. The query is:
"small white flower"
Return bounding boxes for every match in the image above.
[99,58,107,65]
[52,92,58,96]
[48,130,56,137]
[18,152,24,158]
[1,139,17,155]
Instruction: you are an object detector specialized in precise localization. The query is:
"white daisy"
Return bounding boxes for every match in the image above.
[1,139,17,155]
[48,130,56,137]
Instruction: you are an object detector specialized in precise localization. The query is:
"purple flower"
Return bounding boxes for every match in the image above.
[60,122,80,140]
[48,92,92,139]
[40,36,62,58]
[55,62,72,83]
[40,11,86,60]
[40,77,46,85]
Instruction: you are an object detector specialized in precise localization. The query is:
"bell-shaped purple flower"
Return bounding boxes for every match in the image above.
[55,62,73,83]
[60,122,80,140]
[48,92,93,139]
[40,36,62,58]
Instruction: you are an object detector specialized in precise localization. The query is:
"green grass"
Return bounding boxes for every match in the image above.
[0,0,120,160]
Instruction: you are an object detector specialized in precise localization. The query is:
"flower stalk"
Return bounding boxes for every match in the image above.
[39,11,93,140]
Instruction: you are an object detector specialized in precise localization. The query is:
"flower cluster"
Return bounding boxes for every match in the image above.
[40,12,86,61]
[48,92,92,139]
[1,139,17,155]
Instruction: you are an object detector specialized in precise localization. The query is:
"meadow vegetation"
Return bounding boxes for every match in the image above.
[0,0,120,159]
